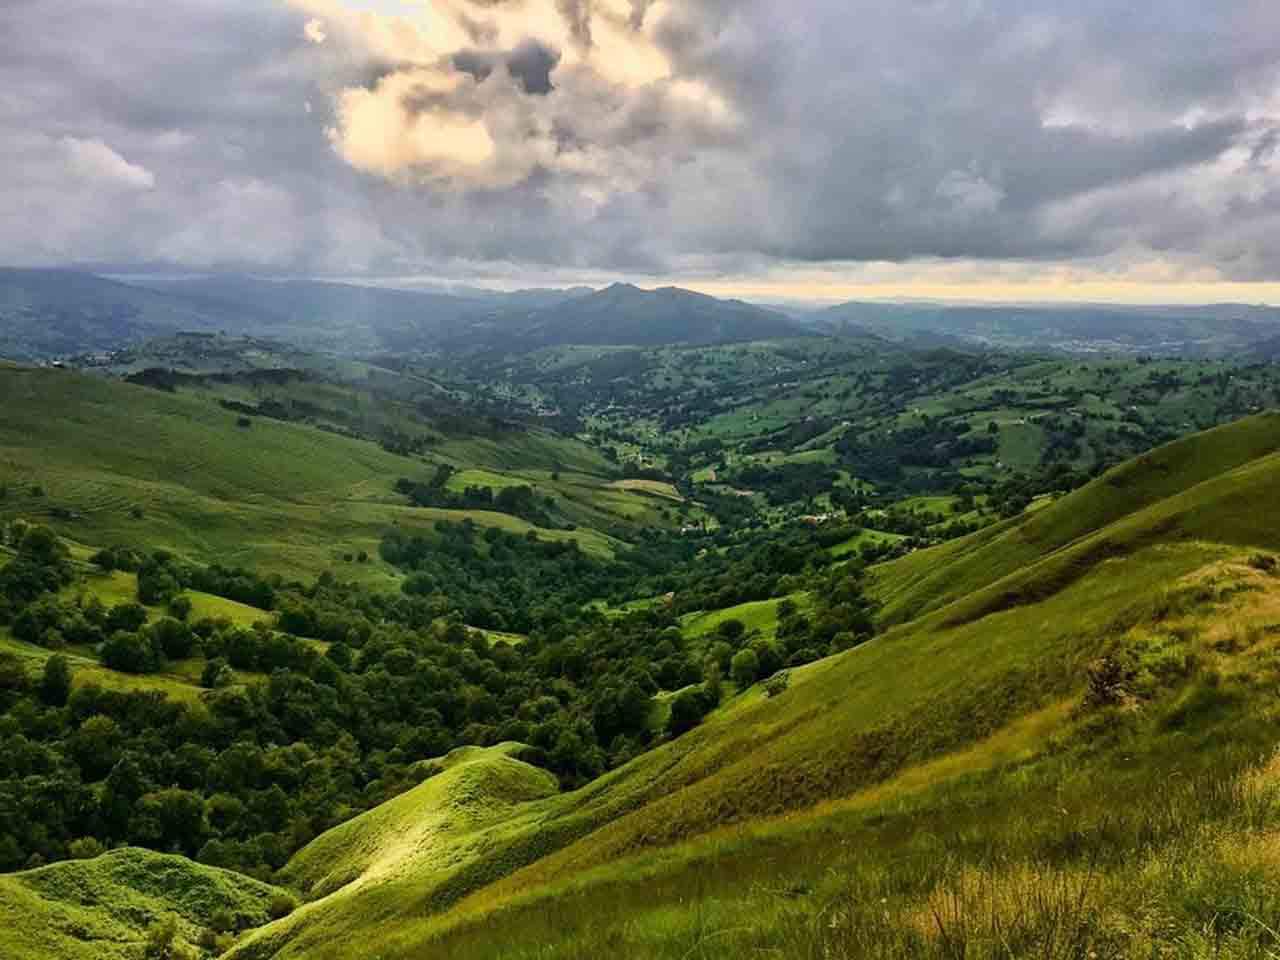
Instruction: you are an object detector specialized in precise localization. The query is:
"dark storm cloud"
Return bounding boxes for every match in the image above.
[0,0,1277,279]
[452,39,560,95]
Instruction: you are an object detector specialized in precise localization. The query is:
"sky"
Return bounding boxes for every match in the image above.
[3,0,1279,303]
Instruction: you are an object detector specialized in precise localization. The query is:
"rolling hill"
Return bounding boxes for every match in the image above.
[0,269,267,361]
[172,412,1280,957]
[9,364,1280,957]
[459,283,807,350]
[0,364,649,579]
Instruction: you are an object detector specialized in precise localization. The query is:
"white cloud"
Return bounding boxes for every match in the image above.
[59,137,155,190]
[304,17,327,45]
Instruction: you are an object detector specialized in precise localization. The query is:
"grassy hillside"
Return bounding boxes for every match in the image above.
[202,411,1280,959]
[0,366,628,578]
[0,848,287,959]
[871,411,1280,624]
[11,396,1280,958]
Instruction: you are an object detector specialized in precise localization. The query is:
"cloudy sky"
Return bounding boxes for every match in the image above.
[3,0,1279,302]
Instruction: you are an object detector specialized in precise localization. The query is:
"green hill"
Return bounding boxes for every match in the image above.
[11,403,1280,958]
[0,365,629,579]
[168,412,1280,959]
[0,848,287,959]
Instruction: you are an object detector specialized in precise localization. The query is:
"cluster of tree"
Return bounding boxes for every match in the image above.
[395,468,558,528]
[0,513,887,877]
[835,420,997,488]
[91,548,278,610]
[727,462,844,507]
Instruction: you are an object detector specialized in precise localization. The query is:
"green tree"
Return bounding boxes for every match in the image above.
[730,648,760,688]
[666,689,705,737]
[39,654,71,707]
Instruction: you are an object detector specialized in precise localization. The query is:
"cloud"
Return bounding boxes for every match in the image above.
[304,17,327,44]
[59,137,156,190]
[0,0,1275,285]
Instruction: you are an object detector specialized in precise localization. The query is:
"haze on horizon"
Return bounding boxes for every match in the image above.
[3,0,1279,305]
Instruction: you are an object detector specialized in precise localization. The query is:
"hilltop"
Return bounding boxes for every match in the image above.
[456,283,806,351]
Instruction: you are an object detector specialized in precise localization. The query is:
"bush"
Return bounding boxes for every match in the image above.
[763,670,791,698]
[201,657,234,689]
[105,601,148,634]
[101,631,161,674]
[143,916,192,959]
[168,595,193,621]
[666,689,707,737]
[39,654,72,707]
[1248,553,1278,574]
[730,648,760,688]
[268,892,297,920]
[67,836,106,860]
[1084,655,1136,708]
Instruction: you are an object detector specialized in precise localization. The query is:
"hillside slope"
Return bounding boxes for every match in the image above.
[0,365,624,578]
[210,412,1280,959]
[0,269,266,360]
[0,848,287,960]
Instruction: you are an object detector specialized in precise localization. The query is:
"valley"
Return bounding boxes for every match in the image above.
[3,275,1280,959]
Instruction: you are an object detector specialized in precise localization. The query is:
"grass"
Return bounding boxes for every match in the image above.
[0,366,629,577]
[223,535,1235,958]
[871,411,1280,625]
[382,559,1280,960]
[680,593,811,645]
[0,847,287,960]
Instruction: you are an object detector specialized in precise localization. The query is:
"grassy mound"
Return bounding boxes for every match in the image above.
[0,847,286,959]
[226,744,562,959]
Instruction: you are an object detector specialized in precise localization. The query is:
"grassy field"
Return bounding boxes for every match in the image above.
[0,367,633,578]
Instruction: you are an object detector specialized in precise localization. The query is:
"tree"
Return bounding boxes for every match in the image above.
[105,602,148,634]
[39,654,71,707]
[151,618,195,660]
[730,648,760,688]
[201,658,234,689]
[716,618,746,643]
[168,595,193,621]
[101,631,160,674]
[666,689,705,737]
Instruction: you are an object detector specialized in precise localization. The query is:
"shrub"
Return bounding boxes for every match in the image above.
[143,916,195,959]
[168,595,193,621]
[67,837,106,860]
[268,892,297,920]
[201,657,234,689]
[763,670,791,699]
[1084,655,1136,708]
[666,690,707,737]
[101,631,161,674]
[39,654,72,707]
[1248,553,1278,574]
[730,648,760,688]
